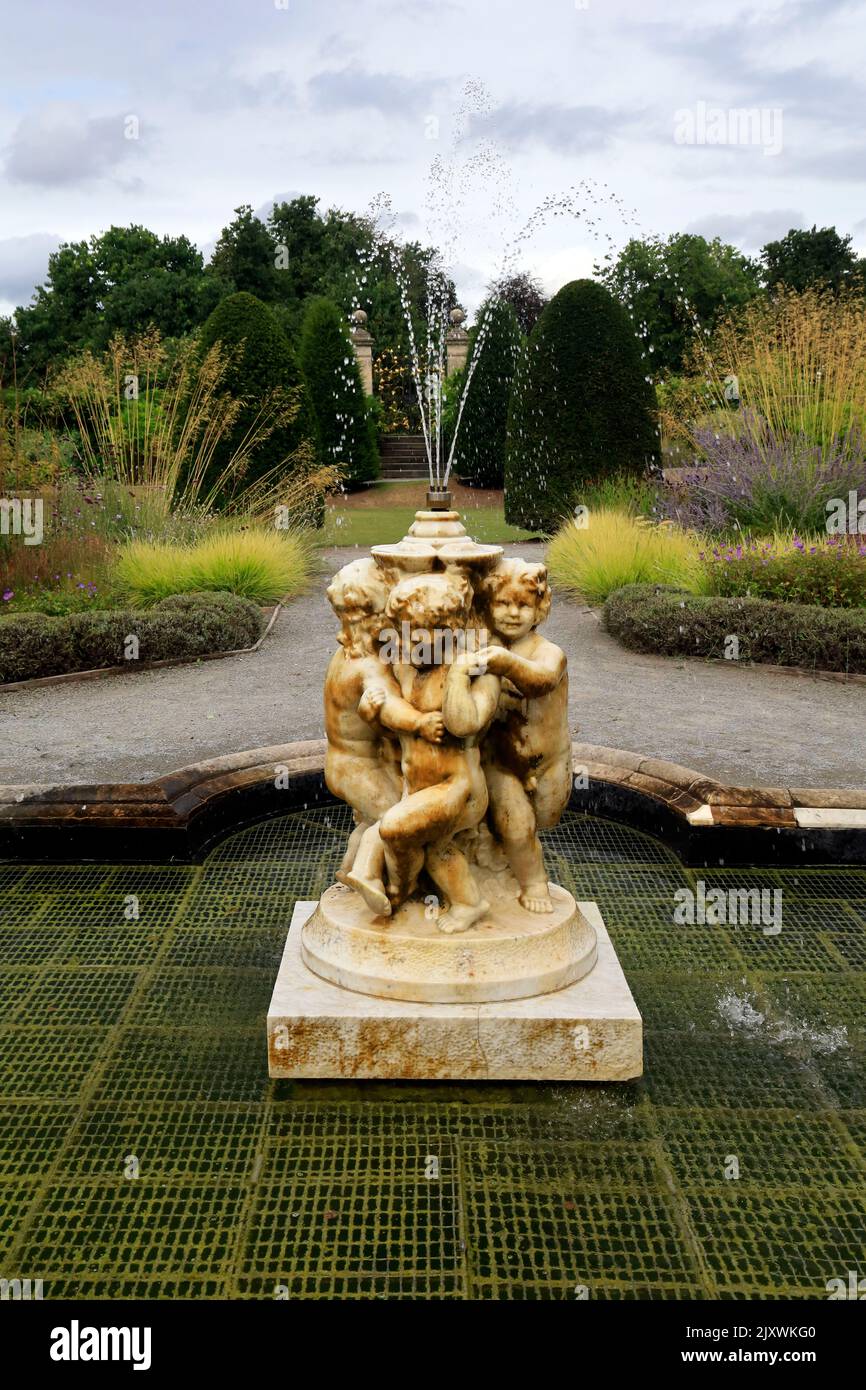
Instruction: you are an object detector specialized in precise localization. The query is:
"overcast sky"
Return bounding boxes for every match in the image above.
[1,0,864,320]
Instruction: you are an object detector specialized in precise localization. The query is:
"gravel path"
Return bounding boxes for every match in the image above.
[1,544,864,788]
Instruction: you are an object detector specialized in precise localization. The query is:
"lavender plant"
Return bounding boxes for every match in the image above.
[661,409,866,536]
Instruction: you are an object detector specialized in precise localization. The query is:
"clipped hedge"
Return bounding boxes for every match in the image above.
[505,278,660,531]
[603,583,866,674]
[195,291,321,514]
[299,296,379,487]
[0,591,263,685]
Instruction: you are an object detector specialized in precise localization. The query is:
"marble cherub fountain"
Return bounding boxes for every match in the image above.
[267,495,642,1080]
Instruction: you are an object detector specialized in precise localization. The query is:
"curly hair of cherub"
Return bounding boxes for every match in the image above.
[385,571,471,630]
[478,559,552,627]
[326,558,388,618]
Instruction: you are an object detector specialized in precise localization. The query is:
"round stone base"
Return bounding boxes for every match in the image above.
[301,880,598,1003]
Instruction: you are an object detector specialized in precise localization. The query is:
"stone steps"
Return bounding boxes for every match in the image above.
[379,434,429,479]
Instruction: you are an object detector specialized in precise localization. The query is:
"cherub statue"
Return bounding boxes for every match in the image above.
[477,559,572,913]
[323,558,443,893]
[349,571,506,934]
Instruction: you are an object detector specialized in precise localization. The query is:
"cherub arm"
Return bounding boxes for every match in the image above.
[359,674,444,743]
[485,640,565,697]
[442,652,501,738]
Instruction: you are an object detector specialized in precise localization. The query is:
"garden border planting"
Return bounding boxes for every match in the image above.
[604,583,866,674]
[0,591,265,687]
[0,600,283,693]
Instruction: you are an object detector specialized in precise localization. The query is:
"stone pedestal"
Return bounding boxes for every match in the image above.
[303,878,597,1004]
[268,900,643,1081]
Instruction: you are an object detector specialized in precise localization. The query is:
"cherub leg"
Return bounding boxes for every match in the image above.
[379,779,471,908]
[382,841,425,910]
[486,764,553,912]
[533,756,573,831]
[425,839,489,934]
[337,816,370,882]
[344,824,391,916]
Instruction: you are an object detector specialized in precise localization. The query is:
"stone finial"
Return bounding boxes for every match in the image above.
[449,307,466,326]
[350,309,373,393]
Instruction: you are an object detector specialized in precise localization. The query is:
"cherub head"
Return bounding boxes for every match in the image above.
[479,559,551,644]
[384,572,472,666]
[326,557,389,655]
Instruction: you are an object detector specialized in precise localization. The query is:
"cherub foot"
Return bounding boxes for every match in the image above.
[437,899,490,934]
[519,883,554,913]
[345,871,391,918]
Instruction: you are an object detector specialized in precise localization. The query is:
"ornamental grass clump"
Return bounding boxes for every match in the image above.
[547,507,704,604]
[115,527,312,607]
[693,287,866,453]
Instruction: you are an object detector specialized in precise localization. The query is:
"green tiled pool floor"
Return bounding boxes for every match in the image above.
[1,807,865,1300]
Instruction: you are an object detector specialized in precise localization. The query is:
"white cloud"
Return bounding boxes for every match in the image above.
[0,0,861,315]
[0,233,61,307]
[4,104,145,187]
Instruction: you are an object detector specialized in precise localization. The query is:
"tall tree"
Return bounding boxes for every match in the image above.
[760,225,863,294]
[208,205,278,301]
[11,227,220,378]
[298,296,379,488]
[598,232,761,374]
[268,196,328,309]
[488,271,547,335]
[505,279,660,531]
[448,298,522,488]
[195,291,320,513]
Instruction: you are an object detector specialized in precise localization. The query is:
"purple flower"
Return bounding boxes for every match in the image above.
[658,409,866,534]
[2,590,13,602]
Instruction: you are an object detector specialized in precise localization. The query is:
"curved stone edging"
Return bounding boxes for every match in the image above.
[1,740,865,865]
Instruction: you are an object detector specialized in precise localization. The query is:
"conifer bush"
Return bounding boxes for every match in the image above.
[298,297,379,488]
[505,279,660,531]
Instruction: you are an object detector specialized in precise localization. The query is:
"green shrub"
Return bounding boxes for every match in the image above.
[298,297,379,488]
[702,535,866,608]
[449,299,522,487]
[603,583,866,672]
[0,612,76,682]
[0,591,262,684]
[195,292,321,515]
[364,393,385,466]
[572,469,662,517]
[505,279,660,531]
[114,529,312,606]
[548,509,704,604]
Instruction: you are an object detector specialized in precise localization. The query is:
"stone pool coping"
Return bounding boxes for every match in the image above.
[1,740,865,866]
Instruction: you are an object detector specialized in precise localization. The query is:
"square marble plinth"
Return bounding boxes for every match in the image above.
[267,901,642,1081]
